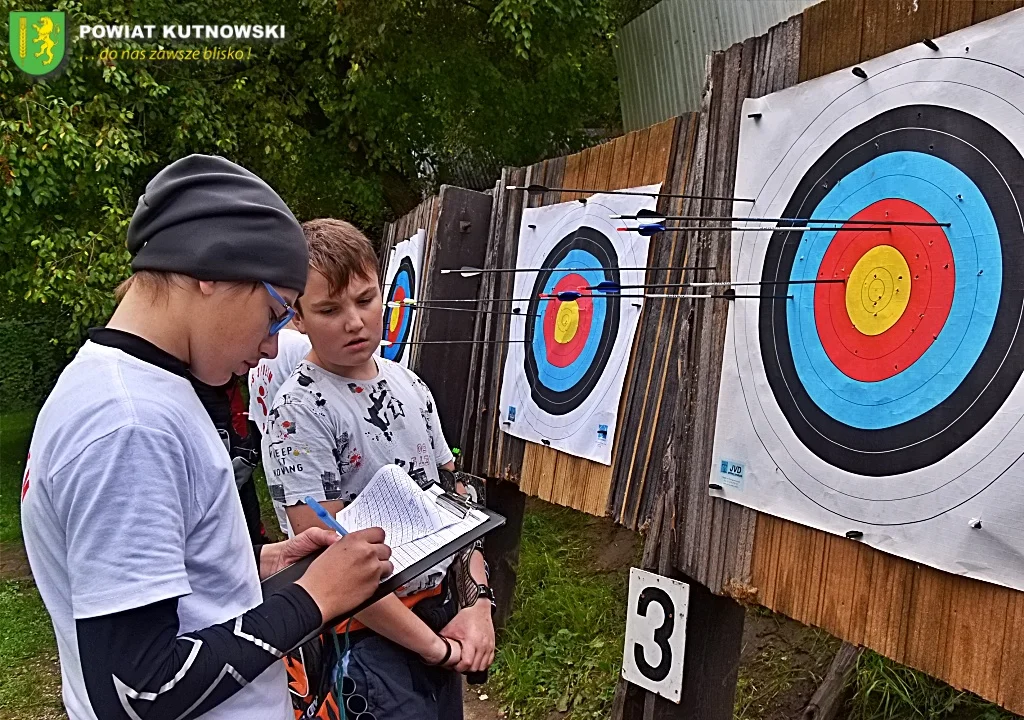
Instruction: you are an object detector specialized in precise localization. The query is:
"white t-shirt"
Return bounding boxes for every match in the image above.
[21,341,291,720]
[248,328,312,436]
[262,357,454,591]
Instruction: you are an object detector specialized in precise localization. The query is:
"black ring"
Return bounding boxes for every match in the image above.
[759,104,1024,475]
[524,226,620,415]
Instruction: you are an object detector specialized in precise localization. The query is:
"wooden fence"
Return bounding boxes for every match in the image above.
[456,0,1024,714]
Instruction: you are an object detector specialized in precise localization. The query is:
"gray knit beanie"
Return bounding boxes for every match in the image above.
[127,155,308,292]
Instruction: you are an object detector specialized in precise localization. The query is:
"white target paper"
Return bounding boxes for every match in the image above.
[712,10,1024,590]
[498,185,658,465]
[380,228,426,367]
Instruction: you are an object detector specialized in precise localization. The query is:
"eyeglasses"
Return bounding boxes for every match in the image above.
[263,281,296,336]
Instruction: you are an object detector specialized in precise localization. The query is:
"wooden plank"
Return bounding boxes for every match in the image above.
[859,0,889,65]
[886,0,937,53]
[997,591,1024,709]
[820,0,864,75]
[975,0,1018,23]
[414,187,492,448]
[935,0,976,35]
[798,0,825,82]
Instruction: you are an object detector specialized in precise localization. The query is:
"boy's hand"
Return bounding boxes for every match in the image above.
[295,528,393,621]
[440,601,495,673]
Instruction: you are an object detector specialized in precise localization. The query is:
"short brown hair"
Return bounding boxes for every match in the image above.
[114,270,184,302]
[301,218,378,296]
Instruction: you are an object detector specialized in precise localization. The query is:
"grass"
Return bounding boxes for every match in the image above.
[0,408,62,718]
[851,651,1019,720]
[0,580,62,719]
[734,606,840,720]
[487,501,637,719]
[0,408,38,543]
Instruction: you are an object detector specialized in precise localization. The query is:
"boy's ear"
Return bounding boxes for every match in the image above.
[292,300,307,333]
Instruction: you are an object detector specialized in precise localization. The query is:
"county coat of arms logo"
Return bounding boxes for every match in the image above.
[9,11,66,77]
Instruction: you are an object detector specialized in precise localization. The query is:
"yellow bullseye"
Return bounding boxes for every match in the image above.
[554,301,580,344]
[388,306,401,333]
[845,245,911,336]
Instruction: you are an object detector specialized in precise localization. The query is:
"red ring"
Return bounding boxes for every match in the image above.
[813,199,955,382]
[542,273,593,368]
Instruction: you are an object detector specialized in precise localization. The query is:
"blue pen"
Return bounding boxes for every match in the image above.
[303,496,349,536]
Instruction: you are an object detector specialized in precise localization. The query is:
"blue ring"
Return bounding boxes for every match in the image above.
[531,249,607,392]
[787,151,1001,429]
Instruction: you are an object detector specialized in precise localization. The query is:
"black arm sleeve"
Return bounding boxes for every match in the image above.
[76,584,320,719]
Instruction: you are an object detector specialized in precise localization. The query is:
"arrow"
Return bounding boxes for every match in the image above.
[612,210,950,228]
[619,223,894,236]
[505,184,755,203]
[440,264,717,277]
[581,278,844,293]
[386,302,538,317]
[552,292,793,300]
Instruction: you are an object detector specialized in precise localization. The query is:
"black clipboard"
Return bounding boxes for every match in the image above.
[261,504,505,640]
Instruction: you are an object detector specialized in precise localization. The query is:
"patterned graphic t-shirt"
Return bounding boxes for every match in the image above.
[262,357,454,540]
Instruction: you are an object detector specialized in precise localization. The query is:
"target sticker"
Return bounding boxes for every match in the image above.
[498,186,658,465]
[380,229,426,367]
[712,12,1024,590]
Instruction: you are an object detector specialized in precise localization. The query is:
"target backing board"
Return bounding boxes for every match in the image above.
[498,185,658,465]
[712,10,1024,591]
[381,228,426,367]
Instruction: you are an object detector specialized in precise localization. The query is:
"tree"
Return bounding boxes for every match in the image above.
[1,0,652,344]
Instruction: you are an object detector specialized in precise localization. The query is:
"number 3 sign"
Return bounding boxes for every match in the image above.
[621,568,690,702]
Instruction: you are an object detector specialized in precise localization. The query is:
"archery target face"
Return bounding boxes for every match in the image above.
[498,186,658,466]
[713,11,1024,589]
[380,229,426,367]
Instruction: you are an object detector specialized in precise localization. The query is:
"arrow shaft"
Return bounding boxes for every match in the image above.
[388,304,537,317]
[583,278,844,290]
[441,265,717,275]
[506,185,755,202]
[614,214,950,227]
[625,225,894,233]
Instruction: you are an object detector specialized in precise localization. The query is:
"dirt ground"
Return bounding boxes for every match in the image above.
[0,541,31,580]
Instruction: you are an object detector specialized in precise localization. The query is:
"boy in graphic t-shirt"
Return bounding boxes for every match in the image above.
[263,219,495,720]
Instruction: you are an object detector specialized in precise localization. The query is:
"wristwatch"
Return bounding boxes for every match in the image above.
[476,584,496,615]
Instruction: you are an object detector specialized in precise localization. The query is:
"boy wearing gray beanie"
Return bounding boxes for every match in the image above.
[21,155,393,720]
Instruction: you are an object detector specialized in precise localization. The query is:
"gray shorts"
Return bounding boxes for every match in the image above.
[343,634,463,720]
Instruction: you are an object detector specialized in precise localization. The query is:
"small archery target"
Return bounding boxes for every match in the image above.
[716,29,1024,534]
[498,187,658,465]
[380,230,426,367]
[525,227,620,415]
[382,256,416,362]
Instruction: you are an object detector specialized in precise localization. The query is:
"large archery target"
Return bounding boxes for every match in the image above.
[498,187,657,465]
[712,10,1024,568]
[380,230,426,367]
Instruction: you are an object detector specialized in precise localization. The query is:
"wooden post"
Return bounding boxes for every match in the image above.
[483,477,527,633]
[413,185,492,446]
[613,474,745,720]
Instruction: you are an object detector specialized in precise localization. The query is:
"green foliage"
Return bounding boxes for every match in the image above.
[489,503,634,718]
[0,408,38,544]
[0,300,69,410]
[851,650,1019,720]
[1,0,649,347]
[0,579,63,717]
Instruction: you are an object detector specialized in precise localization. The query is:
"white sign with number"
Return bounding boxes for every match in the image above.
[621,568,689,702]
